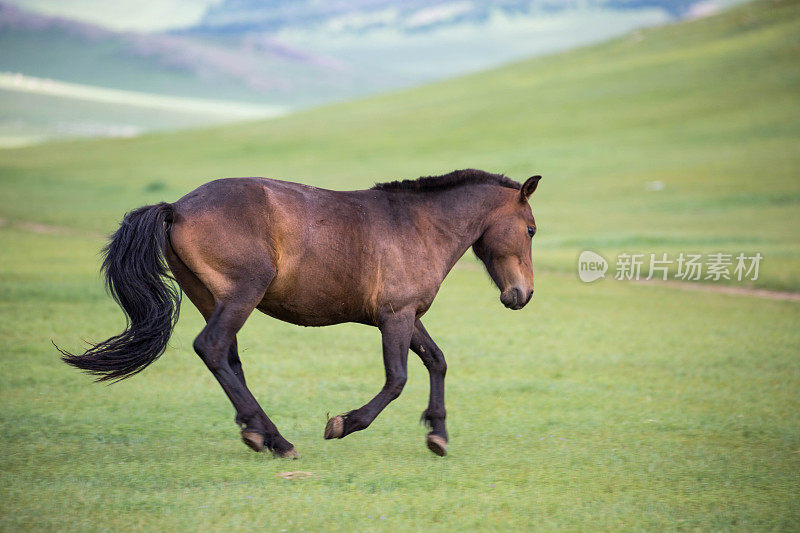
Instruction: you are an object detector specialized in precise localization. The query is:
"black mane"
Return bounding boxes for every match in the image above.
[372,169,521,193]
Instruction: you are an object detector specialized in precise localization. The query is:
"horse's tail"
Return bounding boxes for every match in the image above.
[58,202,181,382]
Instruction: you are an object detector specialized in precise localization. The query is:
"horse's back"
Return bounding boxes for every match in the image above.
[168,177,386,325]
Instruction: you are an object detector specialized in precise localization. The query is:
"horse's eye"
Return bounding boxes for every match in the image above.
[527,225,536,237]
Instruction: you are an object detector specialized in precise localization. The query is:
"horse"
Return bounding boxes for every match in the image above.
[59,169,541,458]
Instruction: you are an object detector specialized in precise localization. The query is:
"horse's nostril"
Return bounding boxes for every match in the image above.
[526,290,534,303]
[514,287,524,305]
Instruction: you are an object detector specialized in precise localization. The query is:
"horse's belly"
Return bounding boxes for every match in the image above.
[256,292,368,327]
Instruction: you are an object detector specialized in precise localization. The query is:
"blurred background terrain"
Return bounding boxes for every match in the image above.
[1,0,744,145]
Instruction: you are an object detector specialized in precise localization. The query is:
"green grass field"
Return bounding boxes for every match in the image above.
[1,0,799,530]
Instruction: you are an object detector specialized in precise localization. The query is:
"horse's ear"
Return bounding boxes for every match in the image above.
[519,175,541,202]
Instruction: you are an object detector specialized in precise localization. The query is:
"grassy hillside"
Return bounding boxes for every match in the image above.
[1,1,799,530]
[1,0,798,289]
[0,86,284,148]
[0,74,286,147]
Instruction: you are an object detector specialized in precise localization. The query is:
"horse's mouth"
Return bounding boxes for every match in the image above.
[500,288,533,310]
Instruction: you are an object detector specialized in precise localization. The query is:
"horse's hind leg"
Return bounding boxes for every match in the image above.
[226,337,250,427]
[166,245,247,386]
[194,299,296,458]
[166,240,247,409]
[228,337,245,385]
[164,239,296,458]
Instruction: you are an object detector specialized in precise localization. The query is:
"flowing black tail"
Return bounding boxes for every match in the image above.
[58,202,181,382]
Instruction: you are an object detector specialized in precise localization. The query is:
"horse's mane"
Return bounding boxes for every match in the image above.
[372,169,521,193]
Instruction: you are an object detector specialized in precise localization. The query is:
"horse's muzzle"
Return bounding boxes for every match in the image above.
[500,287,533,310]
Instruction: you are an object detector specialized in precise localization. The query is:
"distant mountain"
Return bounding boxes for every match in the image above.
[0,2,356,106]
[604,1,698,16]
[0,0,217,31]
[189,0,710,34]
[182,0,743,92]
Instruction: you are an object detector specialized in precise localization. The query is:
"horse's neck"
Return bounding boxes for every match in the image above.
[416,186,505,276]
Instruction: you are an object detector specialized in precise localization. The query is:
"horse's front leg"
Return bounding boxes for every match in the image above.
[410,320,448,456]
[324,309,414,440]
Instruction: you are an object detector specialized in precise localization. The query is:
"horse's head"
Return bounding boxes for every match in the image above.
[472,175,541,310]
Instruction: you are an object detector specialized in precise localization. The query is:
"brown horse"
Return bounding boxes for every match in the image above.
[60,169,541,458]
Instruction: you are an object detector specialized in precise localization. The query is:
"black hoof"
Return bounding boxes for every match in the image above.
[426,434,447,457]
[273,447,300,459]
[324,415,344,439]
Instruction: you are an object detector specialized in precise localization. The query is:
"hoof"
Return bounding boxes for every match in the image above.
[324,415,344,439]
[241,430,265,452]
[426,434,448,457]
[273,447,299,460]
